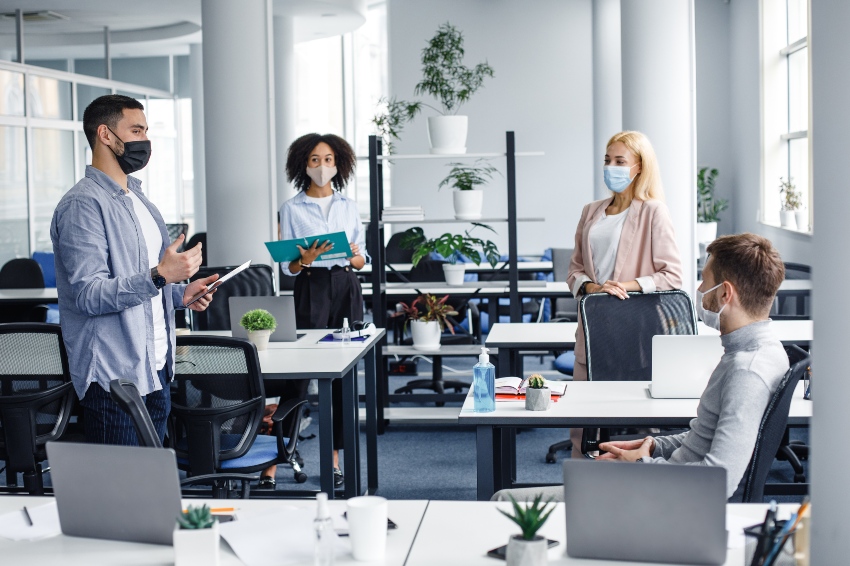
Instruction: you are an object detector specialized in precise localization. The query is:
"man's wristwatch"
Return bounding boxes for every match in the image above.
[150,267,167,290]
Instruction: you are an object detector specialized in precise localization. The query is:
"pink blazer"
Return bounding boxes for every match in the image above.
[567,197,683,377]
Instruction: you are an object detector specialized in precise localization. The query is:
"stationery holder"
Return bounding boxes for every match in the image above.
[744,521,796,566]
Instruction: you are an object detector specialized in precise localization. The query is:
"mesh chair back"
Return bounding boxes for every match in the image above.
[581,290,696,381]
[110,379,163,448]
[551,248,578,320]
[190,264,275,331]
[0,323,74,475]
[0,258,45,289]
[185,232,207,266]
[737,347,810,503]
[170,336,265,475]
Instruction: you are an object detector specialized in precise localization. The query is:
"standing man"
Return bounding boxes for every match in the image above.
[51,95,217,445]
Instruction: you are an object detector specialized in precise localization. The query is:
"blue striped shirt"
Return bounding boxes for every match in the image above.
[279,190,368,276]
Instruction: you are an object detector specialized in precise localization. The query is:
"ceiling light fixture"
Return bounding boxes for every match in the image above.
[0,10,69,22]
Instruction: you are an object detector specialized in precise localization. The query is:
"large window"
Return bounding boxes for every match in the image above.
[762,0,810,231]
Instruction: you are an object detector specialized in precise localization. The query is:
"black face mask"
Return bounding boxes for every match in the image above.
[107,127,152,174]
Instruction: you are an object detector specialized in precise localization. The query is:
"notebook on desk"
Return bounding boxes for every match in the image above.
[229,296,305,342]
[563,460,728,565]
[649,334,724,398]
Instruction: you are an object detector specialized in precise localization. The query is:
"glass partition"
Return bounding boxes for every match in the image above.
[76,84,111,121]
[31,129,75,252]
[0,70,25,117]
[0,126,28,265]
[26,76,73,120]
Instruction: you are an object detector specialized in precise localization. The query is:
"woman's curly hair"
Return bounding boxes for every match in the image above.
[286,133,356,192]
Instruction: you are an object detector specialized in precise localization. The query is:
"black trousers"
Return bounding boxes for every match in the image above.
[265,265,364,451]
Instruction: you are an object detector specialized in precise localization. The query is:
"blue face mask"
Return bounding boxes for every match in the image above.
[603,164,637,193]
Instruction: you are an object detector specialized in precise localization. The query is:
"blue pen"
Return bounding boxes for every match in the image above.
[763,512,797,566]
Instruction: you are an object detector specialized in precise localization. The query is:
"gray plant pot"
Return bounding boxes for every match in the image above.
[506,534,547,566]
[525,387,550,411]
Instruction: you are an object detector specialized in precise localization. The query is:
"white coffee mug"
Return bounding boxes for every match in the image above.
[347,496,388,561]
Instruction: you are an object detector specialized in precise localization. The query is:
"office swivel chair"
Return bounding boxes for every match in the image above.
[0,258,49,323]
[185,232,207,266]
[386,232,415,283]
[166,223,189,251]
[189,264,275,331]
[549,248,578,377]
[0,323,75,495]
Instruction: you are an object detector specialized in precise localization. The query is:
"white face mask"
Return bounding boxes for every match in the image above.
[306,165,337,188]
[695,282,726,331]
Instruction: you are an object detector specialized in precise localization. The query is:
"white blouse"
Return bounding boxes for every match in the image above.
[588,208,629,284]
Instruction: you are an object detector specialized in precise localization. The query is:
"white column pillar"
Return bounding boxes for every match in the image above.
[274,15,298,208]
[620,0,696,295]
[189,43,206,232]
[201,0,277,266]
[592,0,622,201]
[811,0,850,562]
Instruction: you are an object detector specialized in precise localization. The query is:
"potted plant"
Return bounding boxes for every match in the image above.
[524,374,550,411]
[399,223,500,285]
[498,494,556,566]
[174,505,220,566]
[439,159,500,220]
[779,177,807,231]
[394,294,458,351]
[372,96,422,155]
[696,166,727,245]
[239,309,277,351]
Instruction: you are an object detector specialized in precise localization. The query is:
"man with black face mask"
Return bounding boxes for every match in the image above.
[50,95,219,445]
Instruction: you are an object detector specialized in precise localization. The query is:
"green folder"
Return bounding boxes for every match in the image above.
[265,231,353,263]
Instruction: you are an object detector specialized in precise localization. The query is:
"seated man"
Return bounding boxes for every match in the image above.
[494,233,789,501]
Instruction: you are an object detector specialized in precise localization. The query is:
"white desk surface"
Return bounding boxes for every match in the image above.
[0,496,427,566]
[195,328,385,351]
[457,380,812,426]
[697,279,811,292]
[360,261,553,274]
[0,288,58,301]
[406,500,794,566]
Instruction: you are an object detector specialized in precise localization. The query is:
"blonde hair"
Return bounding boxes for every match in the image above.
[606,131,664,201]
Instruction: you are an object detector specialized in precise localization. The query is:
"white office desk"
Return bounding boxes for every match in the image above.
[0,288,58,302]
[0,496,428,566]
[360,260,553,274]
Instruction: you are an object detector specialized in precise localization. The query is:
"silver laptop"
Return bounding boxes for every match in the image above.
[229,295,304,342]
[563,459,727,565]
[46,442,182,545]
[649,334,724,398]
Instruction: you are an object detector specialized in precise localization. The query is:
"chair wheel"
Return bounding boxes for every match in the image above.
[295,472,308,483]
[545,453,557,464]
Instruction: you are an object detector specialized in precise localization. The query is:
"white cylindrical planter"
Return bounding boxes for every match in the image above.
[453,189,484,220]
[442,263,467,286]
[795,210,808,231]
[427,116,468,154]
[410,320,441,351]
[506,535,547,566]
[695,221,717,245]
[174,522,220,566]
[247,329,272,351]
[525,388,551,411]
[780,210,797,229]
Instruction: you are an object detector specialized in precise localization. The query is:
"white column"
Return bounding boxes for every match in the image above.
[189,43,206,232]
[620,0,696,295]
[811,0,850,563]
[201,0,277,266]
[274,15,297,208]
[592,0,622,200]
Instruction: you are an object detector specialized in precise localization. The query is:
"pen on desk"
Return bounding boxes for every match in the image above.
[22,506,32,526]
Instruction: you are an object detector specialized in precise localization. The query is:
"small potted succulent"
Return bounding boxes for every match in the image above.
[240,309,277,351]
[174,505,220,566]
[524,374,550,411]
[439,159,501,220]
[779,177,803,230]
[399,223,500,285]
[498,494,556,566]
[393,294,458,351]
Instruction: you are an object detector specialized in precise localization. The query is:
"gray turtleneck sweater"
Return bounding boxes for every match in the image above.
[649,320,790,498]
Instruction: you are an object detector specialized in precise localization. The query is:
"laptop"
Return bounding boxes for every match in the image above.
[563,459,727,565]
[229,295,304,342]
[649,334,724,398]
[46,442,182,545]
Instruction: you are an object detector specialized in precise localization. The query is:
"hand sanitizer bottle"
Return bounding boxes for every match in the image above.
[473,347,496,413]
[341,317,351,347]
[314,492,335,566]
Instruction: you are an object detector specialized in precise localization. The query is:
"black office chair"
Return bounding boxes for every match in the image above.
[0,258,49,323]
[185,232,207,266]
[386,232,414,283]
[549,248,578,322]
[0,323,75,495]
[734,347,810,503]
[166,223,189,252]
[189,264,275,331]
[170,336,307,498]
[773,345,810,485]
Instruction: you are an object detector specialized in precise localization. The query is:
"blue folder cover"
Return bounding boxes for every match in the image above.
[265,231,353,263]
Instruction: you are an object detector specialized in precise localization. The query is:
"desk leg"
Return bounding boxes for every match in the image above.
[378,340,388,435]
[365,345,378,495]
[318,379,335,498]
[506,428,517,486]
[342,367,359,499]
[476,425,495,501]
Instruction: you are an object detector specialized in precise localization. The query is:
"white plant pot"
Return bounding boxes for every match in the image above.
[525,387,551,411]
[174,522,220,566]
[780,210,797,229]
[453,189,484,220]
[410,320,441,351]
[247,329,272,351]
[442,263,467,286]
[506,535,548,566]
[427,115,468,154]
[696,221,718,244]
[795,210,808,231]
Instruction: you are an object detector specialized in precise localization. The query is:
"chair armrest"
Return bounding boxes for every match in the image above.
[270,398,308,423]
[180,473,259,486]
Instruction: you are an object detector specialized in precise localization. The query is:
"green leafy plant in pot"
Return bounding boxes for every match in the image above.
[392,294,458,351]
[240,309,277,351]
[779,177,806,230]
[399,223,500,285]
[696,166,727,247]
[440,159,501,220]
[174,505,220,566]
[524,374,550,412]
[498,494,556,566]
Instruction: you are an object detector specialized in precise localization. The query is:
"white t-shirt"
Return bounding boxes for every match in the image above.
[588,208,629,284]
[305,194,333,222]
[126,190,167,371]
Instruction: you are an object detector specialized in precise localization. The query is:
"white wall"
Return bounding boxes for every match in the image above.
[386,0,594,257]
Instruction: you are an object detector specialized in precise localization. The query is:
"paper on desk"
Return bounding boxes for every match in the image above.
[0,501,61,541]
[727,514,761,548]
[220,507,349,566]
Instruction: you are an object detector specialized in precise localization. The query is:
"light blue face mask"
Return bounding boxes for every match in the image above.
[603,164,637,193]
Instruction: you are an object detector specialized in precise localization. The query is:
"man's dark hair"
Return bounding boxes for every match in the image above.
[83,95,145,150]
[706,233,785,317]
[285,133,356,191]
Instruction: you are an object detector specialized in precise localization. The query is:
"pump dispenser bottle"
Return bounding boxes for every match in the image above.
[473,347,496,413]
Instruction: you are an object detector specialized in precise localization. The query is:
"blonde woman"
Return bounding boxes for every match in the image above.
[566,131,683,456]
